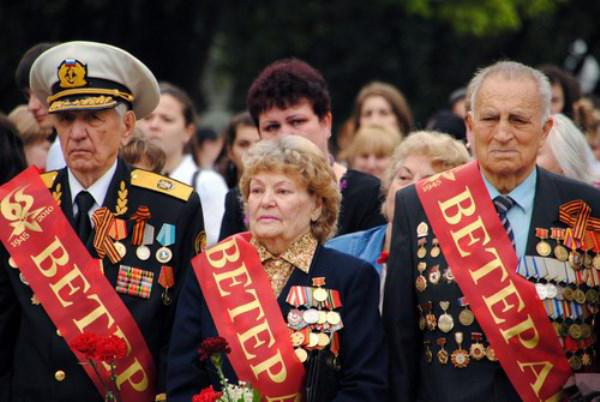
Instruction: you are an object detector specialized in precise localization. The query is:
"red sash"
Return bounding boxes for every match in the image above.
[0,167,156,401]
[192,232,305,401]
[415,161,571,402]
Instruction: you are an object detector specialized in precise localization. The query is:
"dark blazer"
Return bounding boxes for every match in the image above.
[0,160,204,402]
[382,168,600,402]
[218,169,386,240]
[167,244,387,402]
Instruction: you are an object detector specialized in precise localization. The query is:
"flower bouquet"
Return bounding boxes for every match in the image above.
[70,332,128,402]
[193,336,260,402]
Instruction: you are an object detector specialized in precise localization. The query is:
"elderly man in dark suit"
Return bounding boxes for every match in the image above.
[383,61,600,401]
[0,41,204,402]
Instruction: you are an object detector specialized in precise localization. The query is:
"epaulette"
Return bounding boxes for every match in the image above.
[40,171,58,189]
[130,169,193,202]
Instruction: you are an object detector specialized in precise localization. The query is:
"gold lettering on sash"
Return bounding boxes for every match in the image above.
[501,315,539,349]
[73,294,116,331]
[517,360,555,398]
[450,217,491,257]
[31,236,69,277]
[49,264,90,307]
[238,320,276,360]
[213,263,252,297]
[206,237,240,268]
[470,247,508,283]
[438,187,476,225]
[483,281,525,324]
[250,350,287,383]
[116,358,149,391]
[227,289,265,321]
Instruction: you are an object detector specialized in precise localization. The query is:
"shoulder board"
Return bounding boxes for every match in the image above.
[40,171,58,188]
[130,169,193,202]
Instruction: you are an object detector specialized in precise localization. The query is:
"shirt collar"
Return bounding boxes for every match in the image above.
[169,154,197,183]
[68,159,118,208]
[251,231,318,273]
[482,167,537,214]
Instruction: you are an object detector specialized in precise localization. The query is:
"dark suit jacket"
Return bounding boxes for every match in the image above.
[167,244,387,401]
[0,160,204,402]
[382,168,600,402]
[218,169,386,240]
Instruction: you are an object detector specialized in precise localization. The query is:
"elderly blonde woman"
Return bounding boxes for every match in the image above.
[327,131,470,281]
[167,135,386,402]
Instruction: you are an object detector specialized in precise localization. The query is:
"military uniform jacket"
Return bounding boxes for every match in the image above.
[383,168,600,402]
[218,169,386,240]
[0,159,204,402]
[167,245,387,401]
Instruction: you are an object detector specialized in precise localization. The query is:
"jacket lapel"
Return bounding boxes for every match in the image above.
[526,168,562,255]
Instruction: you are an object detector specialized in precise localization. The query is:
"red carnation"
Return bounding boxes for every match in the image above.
[94,335,128,362]
[192,385,223,402]
[70,332,99,359]
[197,336,231,361]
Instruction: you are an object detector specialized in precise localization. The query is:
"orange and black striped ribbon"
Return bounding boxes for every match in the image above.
[559,200,600,239]
[91,207,121,264]
[130,206,151,246]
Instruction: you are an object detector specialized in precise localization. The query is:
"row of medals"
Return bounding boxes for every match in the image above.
[415,233,496,368]
[286,285,343,364]
[532,232,598,370]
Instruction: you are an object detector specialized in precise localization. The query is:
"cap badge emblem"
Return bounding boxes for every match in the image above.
[57,59,87,88]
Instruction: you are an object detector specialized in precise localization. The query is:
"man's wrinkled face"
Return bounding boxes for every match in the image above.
[467,75,552,180]
[54,108,133,176]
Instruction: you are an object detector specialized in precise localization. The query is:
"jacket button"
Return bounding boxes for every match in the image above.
[54,370,66,382]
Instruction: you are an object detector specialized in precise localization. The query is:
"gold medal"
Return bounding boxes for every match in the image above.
[469,332,485,360]
[308,332,319,348]
[437,301,454,333]
[317,311,327,325]
[450,332,469,368]
[424,340,433,364]
[326,311,341,326]
[593,254,600,270]
[581,323,592,339]
[486,345,497,362]
[554,245,569,262]
[114,241,126,258]
[291,331,305,347]
[568,354,582,371]
[569,251,584,270]
[430,238,440,258]
[458,307,474,326]
[574,288,587,304]
[295,348,308,363]
[417,246,427,259]
[558,322,569,337]
[416,262,427,292]
[425,313,437,331]
[582,351,592,366]
[585,289,599,304]
[563,287,574,302]
[436,337,448,365]
[536,241,552,257]
[313,287,328,303]
[317,332,330,347]
[568,323,582,340]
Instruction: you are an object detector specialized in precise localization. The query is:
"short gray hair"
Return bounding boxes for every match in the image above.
[469,61,552,123]
[546,113,600,184]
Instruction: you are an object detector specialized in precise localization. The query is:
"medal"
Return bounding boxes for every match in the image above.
[307,332,319,348]
[417,222,429,238]
[136,223,155,261]
[583,252,593,269]
[568,323,582,340]
[458,297,474,326]
[545,283,558,299]
[158,265,175,305]
[580,323,592,339]
[417,305,426,331]
[425,302,436,331]
[437,301,454,333]
[469,332,485,360]
[582,350,592,366]
[416,262,427,292]
[312,277,328,303]
[535,283,548,300]
[294,347,308,363]
[317,332,330,347]
[436,337,448,364]
[114,241,126,258]
[303,309,319,324]
[8,257,17,269]
[287,309,306,330]
[486,345,498,362]
[156,223,176,264]
[430,238,440,258]
[19,272,29,286]
[569,251,583,270]
[443,267,454,284]
[326,311,341,326]
[574,288,586,304]
[551,227,568,261]
[31,294,40,305]
[568,354,582,371]
[535,228,551,257]
[417,238,427,259]
[428,265,441,285]
[450,332,470,368]
[108,218,128,259]
[424,340,433,364]
[291,331,305,347]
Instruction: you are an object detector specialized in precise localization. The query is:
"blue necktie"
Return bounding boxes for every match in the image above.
[493,195,516,250]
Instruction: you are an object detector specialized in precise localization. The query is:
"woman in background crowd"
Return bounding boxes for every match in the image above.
[327,131,470,307]
[8,105,53,170]
[215,112,260,188]
[537,113,600,186]
[341,125,401,181]
[138,82,227,245]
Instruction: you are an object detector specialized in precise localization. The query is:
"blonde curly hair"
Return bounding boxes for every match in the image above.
[240,135,340,243]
